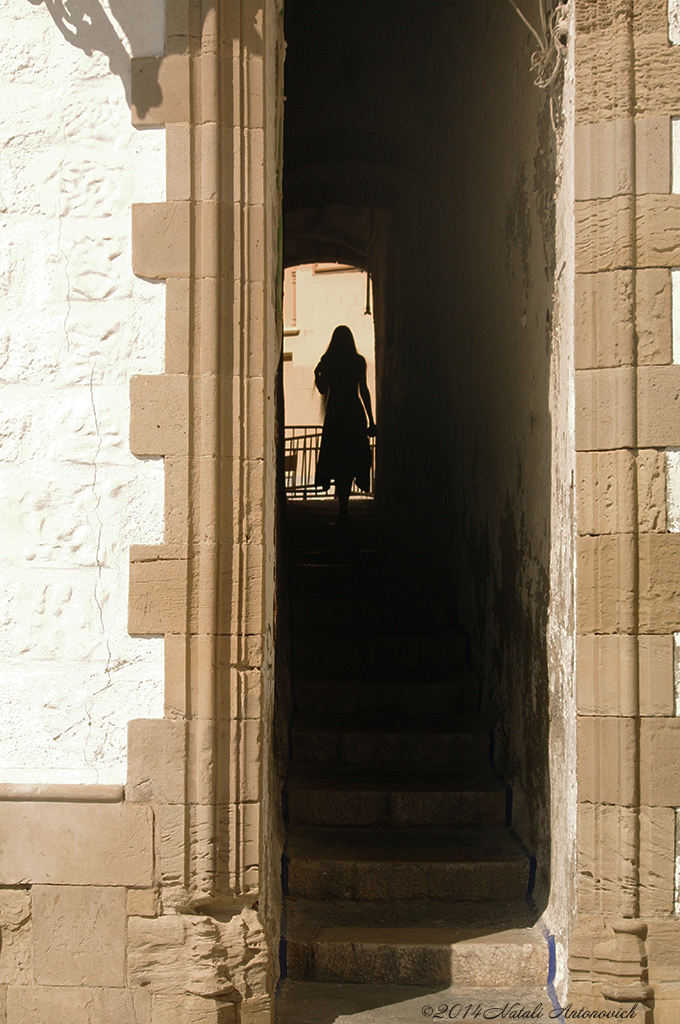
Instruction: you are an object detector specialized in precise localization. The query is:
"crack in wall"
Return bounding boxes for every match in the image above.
[84,360,114,783]
[57,126,72,353]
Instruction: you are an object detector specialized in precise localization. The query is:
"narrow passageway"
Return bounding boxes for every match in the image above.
[277,500,548,1017]
[277,0,561,1010]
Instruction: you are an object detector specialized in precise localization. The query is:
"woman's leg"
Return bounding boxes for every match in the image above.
[335,472,352,518]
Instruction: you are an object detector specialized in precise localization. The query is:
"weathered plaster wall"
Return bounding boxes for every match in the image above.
[0,0,166,783]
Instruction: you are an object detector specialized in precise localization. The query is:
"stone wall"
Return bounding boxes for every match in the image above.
[0,0,284,1020]
[0,0,166,785]
[569,1,680,1019]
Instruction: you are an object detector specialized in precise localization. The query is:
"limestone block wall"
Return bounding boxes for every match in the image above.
[0,0,166,784]
[570,1,680,1019]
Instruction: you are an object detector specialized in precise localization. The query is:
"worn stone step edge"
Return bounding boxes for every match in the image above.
[286,897,538,935]
[275,981,551,1024]
[287,791,506,829]
[286,925,547,987]
[287,859,529,904]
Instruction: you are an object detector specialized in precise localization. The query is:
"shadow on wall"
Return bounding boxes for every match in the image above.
[26,0,162,110]
[27,0,265,117]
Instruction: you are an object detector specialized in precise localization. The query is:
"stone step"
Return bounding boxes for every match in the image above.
[284,900,544,987]
[293,596,455,635]
[286,825,529,903]
[293,633,467,676]
[293,671,479,716]
[290,714,489,767]
[276,982,552,1024]
[286,765,506,828]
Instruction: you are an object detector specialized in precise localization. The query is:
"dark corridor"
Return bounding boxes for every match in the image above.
[277,0,559,1002]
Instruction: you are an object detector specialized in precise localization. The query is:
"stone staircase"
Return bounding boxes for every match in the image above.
[279,501,547,1006]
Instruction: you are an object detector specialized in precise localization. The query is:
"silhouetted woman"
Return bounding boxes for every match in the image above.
[314,325,376,519]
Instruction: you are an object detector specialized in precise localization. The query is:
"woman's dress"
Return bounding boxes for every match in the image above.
[314,356,372,493]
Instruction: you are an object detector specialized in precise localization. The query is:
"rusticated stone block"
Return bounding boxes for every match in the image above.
[164,0,191,55]
[575,270,634,370]
[33,885,125,987]
[156,803,186,896]
[640,718,680,805]
[127,719,187,805]
[577,535,636,635]
[0,803,153,886]
[577,450,635,535]
[577,635,637,716]
[577,804,638,915]
[166,123,191,203]
[129,544,189,636]
[0,889,31,985]
[636,37,680,118]
[647,921,680,983]
[6,986,93,1024]
[217,908,270,1004]
[650,984,680,1024]
[639,634,674,716]
[239,997,274,1024]
[194,123,220,204]
[224,718,262,805]
[166,278,190,373]
[577,716,637,806]
[166,634,263,723]
[633,0,668,37]
[151,994,237,1024]
[575,196,635,273]
[132,56,191,127]
[639,806,675,917]
[574,5,642,120]
[164,457,190,543]
[218,542,265,636]
[638,365,680,447]
[127,888,160,918]
[575,368,636,450]
[639,534,680,632]
[637,267,672,365]
[164,632,188,718]
[132,202,190,280]
[128,914,237,998]
[575,118,634,201]
[638,448,667,532]
[195,201,219,280]
[636,116,671,194]
[130,374,189,457]
[637,193,680,267]
[186,722,233,807]
[7,985,145,1023]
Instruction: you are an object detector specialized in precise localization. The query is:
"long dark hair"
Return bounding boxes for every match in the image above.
[317,326,365,413]
[319,325,363,372]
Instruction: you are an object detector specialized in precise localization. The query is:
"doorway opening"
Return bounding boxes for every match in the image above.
[282,263,377,499]
[275,0,564,1004]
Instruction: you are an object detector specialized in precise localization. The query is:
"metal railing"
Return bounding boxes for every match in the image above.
[284,425,375,498]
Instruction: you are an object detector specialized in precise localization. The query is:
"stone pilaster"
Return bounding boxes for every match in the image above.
[125,0,283,1019]
[572,1,680,1019]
